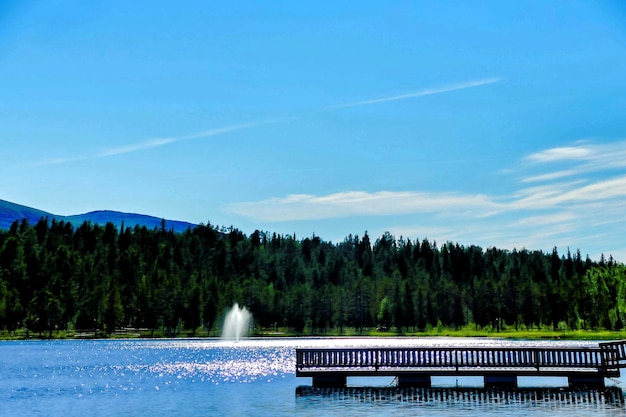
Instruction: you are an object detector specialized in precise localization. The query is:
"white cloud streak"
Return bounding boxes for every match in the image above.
[32,78,498,166]
[32,121,267,166]
[98,137,178,157]
[98,122,262,158]
[323,78,501,110]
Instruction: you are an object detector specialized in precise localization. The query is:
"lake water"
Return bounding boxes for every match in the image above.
[1,338,624,416]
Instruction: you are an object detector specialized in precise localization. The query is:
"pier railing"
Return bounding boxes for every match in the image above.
[600,340,626,370]
[296,344,626,377]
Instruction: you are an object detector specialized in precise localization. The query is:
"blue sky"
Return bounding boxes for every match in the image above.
[1,1,626,261]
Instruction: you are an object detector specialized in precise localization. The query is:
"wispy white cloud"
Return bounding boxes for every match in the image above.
[229,190,499,222]
[511,212,577,227]
[556,175,626,202]
[523,140,626,174]
[323,78,501,110]
[230,173,626,224]
[521,170,578,183]
[525,146,593,163]
[510,180,586,209]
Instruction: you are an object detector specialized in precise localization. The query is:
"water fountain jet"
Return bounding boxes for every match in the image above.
[221,303,252,341]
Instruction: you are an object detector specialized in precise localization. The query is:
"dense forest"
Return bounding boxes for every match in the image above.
[0,217,625,337]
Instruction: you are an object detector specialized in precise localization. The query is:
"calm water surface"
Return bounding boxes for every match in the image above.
[1,338,624,416]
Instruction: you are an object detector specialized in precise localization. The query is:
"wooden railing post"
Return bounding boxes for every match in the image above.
[375,348,379,371]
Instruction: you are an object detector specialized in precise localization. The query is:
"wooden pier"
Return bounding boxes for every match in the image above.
[296,340,626,388]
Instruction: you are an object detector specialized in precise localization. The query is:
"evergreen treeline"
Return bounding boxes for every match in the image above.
[0,218,624,337]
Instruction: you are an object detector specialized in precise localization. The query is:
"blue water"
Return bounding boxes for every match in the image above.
[1,338,624,416]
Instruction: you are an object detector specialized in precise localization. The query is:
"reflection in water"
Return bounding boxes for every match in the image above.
[296,386,625,408]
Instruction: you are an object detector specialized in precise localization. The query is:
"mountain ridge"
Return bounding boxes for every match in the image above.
[0,199,195,233]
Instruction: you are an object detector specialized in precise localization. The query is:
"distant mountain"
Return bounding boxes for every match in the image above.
[0,199,53,229]
[0,199,195,233]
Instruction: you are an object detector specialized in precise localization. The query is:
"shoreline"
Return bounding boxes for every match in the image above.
[3,327,626,341]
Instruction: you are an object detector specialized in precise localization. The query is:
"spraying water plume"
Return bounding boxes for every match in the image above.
[221,303,252,341]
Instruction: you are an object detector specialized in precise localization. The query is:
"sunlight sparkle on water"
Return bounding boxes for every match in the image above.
[118,340,294,384]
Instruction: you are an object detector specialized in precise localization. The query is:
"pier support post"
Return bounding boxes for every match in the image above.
[568,374,605,389]
[484,375,518,388]
[397,374,432,388]
[312,374,347,388]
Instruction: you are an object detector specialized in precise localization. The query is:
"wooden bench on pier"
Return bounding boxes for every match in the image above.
[296,340,626,388]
